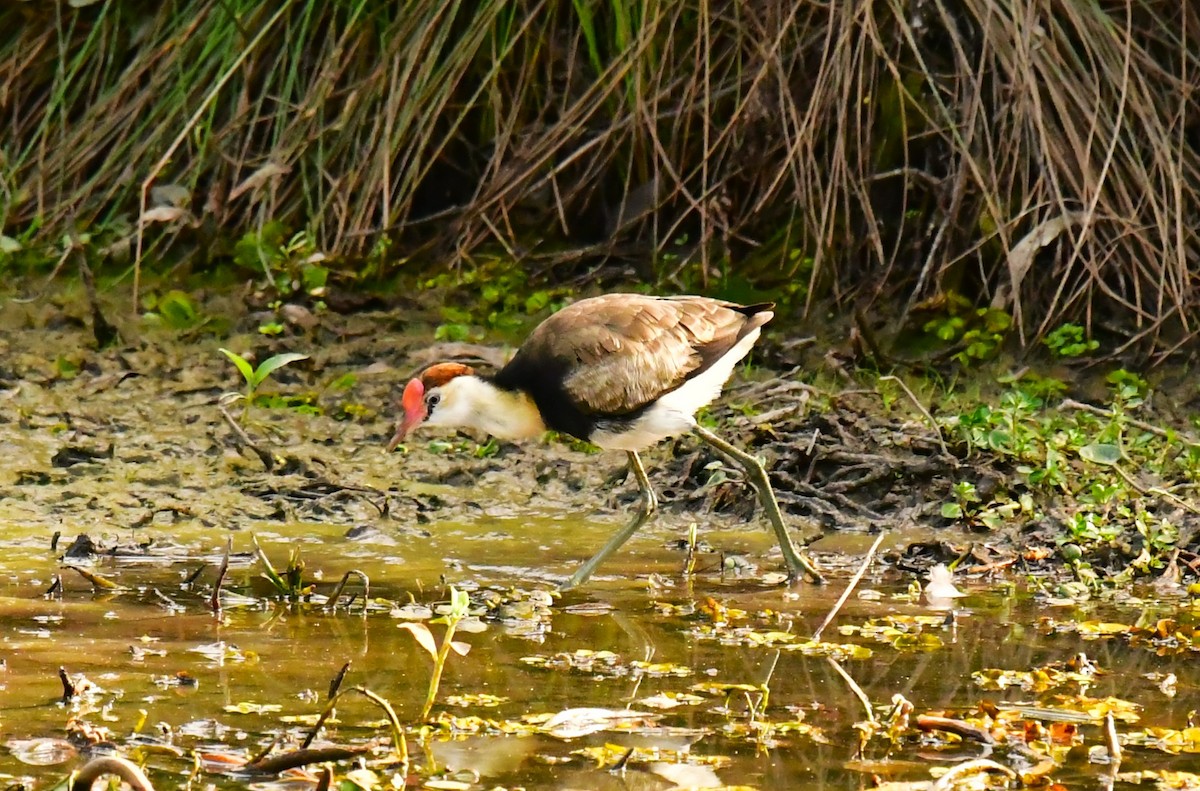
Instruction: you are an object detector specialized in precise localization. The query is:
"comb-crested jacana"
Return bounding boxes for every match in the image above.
[389,293,823,590]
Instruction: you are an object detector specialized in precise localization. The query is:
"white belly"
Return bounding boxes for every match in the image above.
[588,328,761,452]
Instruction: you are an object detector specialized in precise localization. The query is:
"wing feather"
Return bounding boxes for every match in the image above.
[512,294,767,415]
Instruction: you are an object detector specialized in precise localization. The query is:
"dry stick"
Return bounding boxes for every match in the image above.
[210,537,231,615]
[916,714,995,745]
[1110,464,1200,515]
[354,687,408,766]
[326,570,370,612]
[1062,398,1200,445]
[301,685,407,766]
[827,657,874,724]
[217,398,274,470]
[299,662,352,749]
[70,756,155,791]
[877,375,950,457]
[58,667,76,701]
[328,661,352,701]
[1104,711,1122,768]
[132,2,293,311]
[245,746,369,775]
[930,759,1018,791]
[812,531,887,643]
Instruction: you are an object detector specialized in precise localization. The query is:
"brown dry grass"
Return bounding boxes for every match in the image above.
[1,1,1196,353]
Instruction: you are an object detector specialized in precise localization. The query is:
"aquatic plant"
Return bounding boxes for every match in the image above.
[218,348,308,421]
[398,587,472,721]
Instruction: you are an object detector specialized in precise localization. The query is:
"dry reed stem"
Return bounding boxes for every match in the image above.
[0,1,1195,351]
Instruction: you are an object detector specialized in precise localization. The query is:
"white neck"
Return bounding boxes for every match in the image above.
[444,376,547,441]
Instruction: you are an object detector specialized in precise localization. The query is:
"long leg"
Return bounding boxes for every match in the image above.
[693,425,825,583]
[560,451,658,591]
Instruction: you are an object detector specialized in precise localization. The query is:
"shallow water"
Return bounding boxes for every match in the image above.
[2,514,1200,789]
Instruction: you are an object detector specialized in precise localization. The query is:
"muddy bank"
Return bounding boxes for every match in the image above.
[3,282,1199,589]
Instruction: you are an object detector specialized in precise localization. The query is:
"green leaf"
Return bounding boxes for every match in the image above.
[55,356,80,380]
[219,348,256,386]
[157,290,198,328]
[251,352,309,389]
[398,622,438,661]
[525,290,551,313]
[301,264,328,291]
[434,323,471,342]
[251,534,289,594]
[941,502,964,519]
[329,373,358,391]
[1079,443,1122,465]
[450,586,470,617]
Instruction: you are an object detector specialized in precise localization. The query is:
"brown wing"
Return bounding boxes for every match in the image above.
[517,294,769,415]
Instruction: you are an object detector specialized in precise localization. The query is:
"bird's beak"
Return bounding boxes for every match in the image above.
[387,378,425,452]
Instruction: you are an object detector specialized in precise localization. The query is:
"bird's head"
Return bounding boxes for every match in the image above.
[387,362,477,451]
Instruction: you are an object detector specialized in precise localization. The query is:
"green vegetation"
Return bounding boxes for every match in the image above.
[218,348,309,421]
[252,535,313,601]
[399,587,473,721]
[921,300,1014,365]
[1044,323,1099,358]
[142,290,204,331]
[938,370,1197,586]
[423,264,572,342]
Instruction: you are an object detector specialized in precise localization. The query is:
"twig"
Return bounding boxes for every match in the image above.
[1110,465,1200,515]
[931,759,1017,790]
[683,522,698,579]
[326,570,370,612]
[878,375,950,457]
[210,538,231,614]
[71,756,155,791]
[302,684,407,768]
[812,531,887,642]
[827,657,874,724]
[245,746,368,775]
[217,397,274,470]
[354,687,408,765]
[1104,711,1122,768]
[1062,398,1199,445]
[59,667,76,702]
[916,714,995,744]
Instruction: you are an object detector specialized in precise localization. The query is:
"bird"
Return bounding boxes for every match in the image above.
[388,293,824,590]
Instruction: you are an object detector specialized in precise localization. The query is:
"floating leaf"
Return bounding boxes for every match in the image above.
[444,693,508,708]
[639,692,704,709]
[65,565,122,591]
[223,702,282,715]
[541,707,656,739]
[629,660,692,678]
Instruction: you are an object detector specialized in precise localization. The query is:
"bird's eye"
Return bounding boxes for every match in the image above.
[426,393,441,410]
